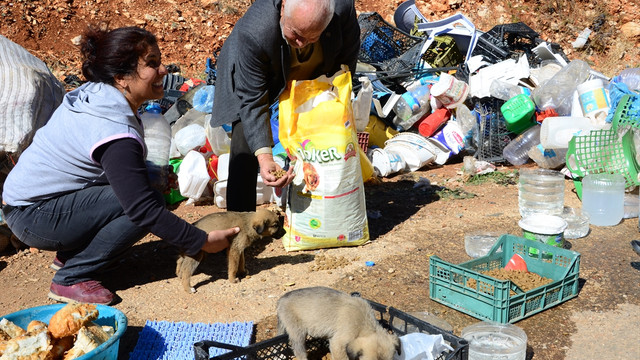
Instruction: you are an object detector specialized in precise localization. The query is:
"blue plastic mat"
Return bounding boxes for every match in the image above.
[129,320,253,360]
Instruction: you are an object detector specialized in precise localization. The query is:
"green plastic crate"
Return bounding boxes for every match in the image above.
[429,234,580,323]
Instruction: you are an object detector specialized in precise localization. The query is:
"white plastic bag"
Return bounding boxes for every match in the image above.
[177,150,210,203]
[174,123,207,156]
[353,76,373,132]
[393,333,454,360]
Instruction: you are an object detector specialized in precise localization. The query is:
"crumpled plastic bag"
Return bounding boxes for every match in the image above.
[393,332,454,360]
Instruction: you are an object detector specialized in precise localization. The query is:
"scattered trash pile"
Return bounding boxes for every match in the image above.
[139,0,639,209]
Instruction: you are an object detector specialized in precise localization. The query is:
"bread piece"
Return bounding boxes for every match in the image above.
[25,322,47,335]
[0,330,53,360]
[47,304,98,339]
[50,336,74,360]
[62,325,107,360]
[0,319,27,339]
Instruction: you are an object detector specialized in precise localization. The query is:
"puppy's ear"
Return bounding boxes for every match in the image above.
[253,218,266,234]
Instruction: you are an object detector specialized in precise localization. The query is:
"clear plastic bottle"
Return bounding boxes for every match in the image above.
[527,144,567,169]
[518,168,565,218]
[454,104,478,151]
[618,67,640,92]
[531,60,592,116]
[392,85,431,131]
[502,125,541,166]
[489,79,531,101]
[140,102,172,191]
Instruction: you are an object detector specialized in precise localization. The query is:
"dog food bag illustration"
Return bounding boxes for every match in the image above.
[278,68,369,251]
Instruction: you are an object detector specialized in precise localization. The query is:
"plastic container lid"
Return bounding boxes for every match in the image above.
[518,214,568,235]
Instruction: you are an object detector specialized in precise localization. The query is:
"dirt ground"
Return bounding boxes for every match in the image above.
[1,162,640,359]
[1,0,640,359]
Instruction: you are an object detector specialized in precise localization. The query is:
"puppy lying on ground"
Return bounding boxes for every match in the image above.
[176,208,286,293]
[276,287,401,360]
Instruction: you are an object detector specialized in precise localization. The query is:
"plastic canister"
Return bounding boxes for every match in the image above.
[431,120,465,156]
[577,79,610,122]
[500,94,536,134]
[462,322,527,360]
[539,116,608,149]
[581,173,626,226]
[430,72,469,109]
[519,214,568,248]
[518,168,565,217]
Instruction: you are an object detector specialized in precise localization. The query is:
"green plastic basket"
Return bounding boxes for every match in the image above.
[611,94,640,131]
[429,234,580,323]
[565,128,640,199]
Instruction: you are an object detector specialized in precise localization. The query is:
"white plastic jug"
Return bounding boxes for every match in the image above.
[539,116,608,149]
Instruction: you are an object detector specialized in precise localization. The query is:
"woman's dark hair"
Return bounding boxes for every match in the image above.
[80,24,158,84]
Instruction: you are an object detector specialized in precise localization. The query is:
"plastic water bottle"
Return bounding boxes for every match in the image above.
[617,67,640,92]
[531,60,592,116]
[454,104,478,151]
[502,125,541,166]
[392,85,431,131]
[489,79,531,101]
[140,102,172,190]
[518,168,565,218]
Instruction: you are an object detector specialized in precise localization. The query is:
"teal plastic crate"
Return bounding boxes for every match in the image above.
[429,234,580,323]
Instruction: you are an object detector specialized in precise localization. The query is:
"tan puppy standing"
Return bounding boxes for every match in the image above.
[176,208,286,293]
[276,287,401,360]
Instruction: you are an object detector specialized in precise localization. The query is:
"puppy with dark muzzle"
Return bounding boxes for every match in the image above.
[176,208,286,293]
[276,287,401,360]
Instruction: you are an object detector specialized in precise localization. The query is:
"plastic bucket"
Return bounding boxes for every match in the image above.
[577,79,610,122]
[369,147,405,177]
[1,304,127,360]
[384,142,432,172]
[430,72,469,109]
[518,214,568,248]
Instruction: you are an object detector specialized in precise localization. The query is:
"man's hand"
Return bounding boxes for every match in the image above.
[257,153,295,188]
[201,227,239,253]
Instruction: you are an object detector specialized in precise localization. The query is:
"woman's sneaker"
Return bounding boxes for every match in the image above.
[48,280,114,305]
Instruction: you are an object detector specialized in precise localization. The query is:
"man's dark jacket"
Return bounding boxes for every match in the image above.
[209,0,361,152]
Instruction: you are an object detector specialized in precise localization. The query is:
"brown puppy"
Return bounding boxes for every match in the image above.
[176,208,286,293]
[276,287,401,360]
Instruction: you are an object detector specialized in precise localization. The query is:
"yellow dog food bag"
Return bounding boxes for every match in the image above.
[278,68,369,251]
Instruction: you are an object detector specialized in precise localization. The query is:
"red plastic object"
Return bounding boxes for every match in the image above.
[504,253,528,272]
[535,108,559,123]
[417,108,451,137]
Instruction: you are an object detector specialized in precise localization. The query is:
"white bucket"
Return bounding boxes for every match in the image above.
[369,147,406,177]
[577,79,610,122]
[430,72,470,109]
[518,214,568,248]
